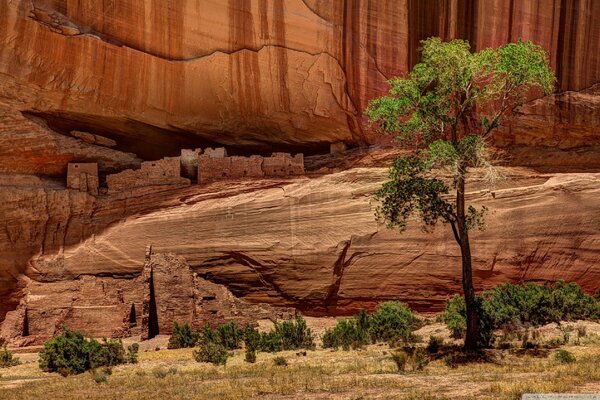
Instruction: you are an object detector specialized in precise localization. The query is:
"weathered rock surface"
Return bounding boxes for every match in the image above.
[0,0,598,171]
[1,251,295,344]
[2,165,598,335]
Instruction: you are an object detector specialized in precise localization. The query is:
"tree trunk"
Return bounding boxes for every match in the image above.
[456,172,480,351]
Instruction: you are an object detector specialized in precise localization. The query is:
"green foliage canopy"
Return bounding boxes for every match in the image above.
[366,38,555,234]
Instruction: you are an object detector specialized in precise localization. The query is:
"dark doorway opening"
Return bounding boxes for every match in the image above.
[128,303,137,327]
[147,269,159,339]
[22,308,29,337]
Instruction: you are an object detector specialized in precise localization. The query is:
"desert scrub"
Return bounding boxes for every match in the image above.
[443,281,600,347]
[554,349,576,364]
[322,310,370,350]
[369,301,420,344]
[274,315,315,351]
[244,348,256,363]
[126,343,139,364]
[0,345,20,368]
[193,341,229,366]
[167,322,199,349]
[273,356,288,366]
[38,327,127,376]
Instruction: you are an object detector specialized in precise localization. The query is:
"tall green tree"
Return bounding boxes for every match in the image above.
[365,38,555,351]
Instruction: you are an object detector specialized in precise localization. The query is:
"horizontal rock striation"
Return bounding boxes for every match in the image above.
[0,0,598,171]
[3,166,599,329]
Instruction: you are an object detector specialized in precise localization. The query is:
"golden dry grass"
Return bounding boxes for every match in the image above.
[1,340,600,400]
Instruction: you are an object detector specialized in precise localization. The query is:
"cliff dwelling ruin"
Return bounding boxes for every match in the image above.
[66,147,305,194]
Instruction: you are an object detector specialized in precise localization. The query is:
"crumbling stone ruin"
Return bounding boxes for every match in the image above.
[198,150,304,184]
[64,146,305,195]
[180,148,202,182]
[0,251,295,345]
[67,162,99,195]
[106,156,189,193]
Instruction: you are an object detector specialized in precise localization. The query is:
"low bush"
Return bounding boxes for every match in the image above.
[370,301,420,345]
[554,349,576,364]
[273,356,287,366]
[258,331,283,353]
[442,282,600,348]
[216,322,244,350]
[244,348,256,363]
[322,310,370,350]
[168,322,199,349]
[275,316,315,351]
[243,324,261,352]
[88,338,126,368]
[193,341,229,366]
[198,322,244,351]
[38,327,127,376]
[126,343,139,364]
[0,345,20,368]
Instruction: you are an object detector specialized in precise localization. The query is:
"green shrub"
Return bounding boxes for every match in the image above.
[443,296,467,338]
[0,345,20,368]
[259,331,283,353]
[274,316,315,351]
[442,282,598,348]
[168,322,199,349]
[126,343,139,364]
[554,349,576,364]
[243,325,261,351]
[38,327,126,376]
[88,338,126,368]
[369,301,419,344]
[193,341,229,366]
[244,348,256,363]
[273,356,287,366]
[322,310,371,350]
[198,322,244,351]
[484,281,600,328]
[216,322,244,350]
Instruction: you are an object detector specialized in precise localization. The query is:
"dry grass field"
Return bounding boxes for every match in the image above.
[1,322,600,400]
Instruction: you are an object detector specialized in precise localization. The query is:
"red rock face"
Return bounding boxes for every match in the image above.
[0,1,598,170]
[0,1,599,340]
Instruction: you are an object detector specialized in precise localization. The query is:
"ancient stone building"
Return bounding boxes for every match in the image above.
[198,154,264,184]
[180,148,202,182]
[262,152,304,176]
[204,147,227,158]
[106,156,189,193]
[198,151,304,184]
[67,162,99,195]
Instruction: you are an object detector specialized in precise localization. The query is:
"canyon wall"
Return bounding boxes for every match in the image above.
[0,1,599,336]
[0,0,598,173]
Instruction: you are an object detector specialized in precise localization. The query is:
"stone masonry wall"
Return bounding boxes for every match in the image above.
[198,152,304,184]
[180,148,202,182]
[67,163,99,195]
[106,156,189,193]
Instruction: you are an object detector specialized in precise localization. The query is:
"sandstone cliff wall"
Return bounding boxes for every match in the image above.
[0,0,598,175]
[3,167,598,324]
